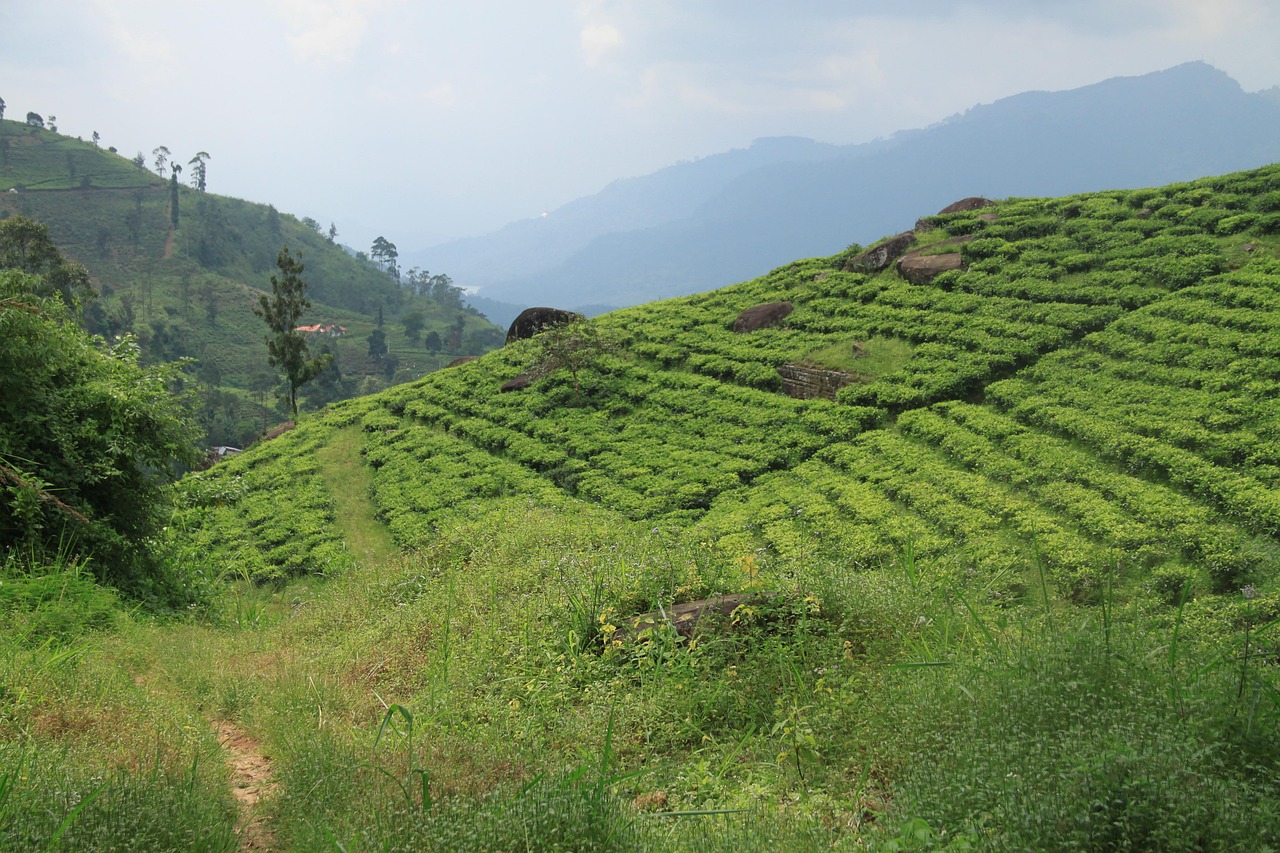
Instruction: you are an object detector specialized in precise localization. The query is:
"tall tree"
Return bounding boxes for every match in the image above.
[188,151,210,191]
[254,248,330,419]
[47,115,56,133]
[169,169,180,228]
[91,130,100,147]
[152,145,170,177]
[367,327,388,362]
[25,112,43,128]
[0,97,6,120]
[370,236,399,280]
[328,222,338,243]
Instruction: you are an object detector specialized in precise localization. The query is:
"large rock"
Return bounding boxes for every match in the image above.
[500,372,536,393]
[614,594,771,641]
[894,233,975,284]
[897,252,964,285]
[505,307,583,344]
[844,230,917,273]
[937,197,995,215]
[916,197,996,231]
[778,363,860,400]
[732,301,793,333]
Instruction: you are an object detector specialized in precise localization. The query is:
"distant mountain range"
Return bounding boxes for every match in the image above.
[407,62,1280,325]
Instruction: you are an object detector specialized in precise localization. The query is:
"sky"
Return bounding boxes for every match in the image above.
[3,1,1280,253]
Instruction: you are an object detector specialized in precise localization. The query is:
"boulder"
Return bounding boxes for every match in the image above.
[937,197,995,215]
[844,231,917,273]
[778,363,861,400]
[897,252,964,285]
[505,307,583,344]
[500,372,536,393]
[916,197,996,231]
[615,594,758,641]
[732,301,793,333]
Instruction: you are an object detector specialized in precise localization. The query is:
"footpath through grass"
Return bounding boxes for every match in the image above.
[316,426,399,565]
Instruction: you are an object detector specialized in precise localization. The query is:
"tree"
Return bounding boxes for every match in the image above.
[188,151,210,192]
[254,248,331,419]
[401,310,425,346]
[370,236,399,280]
[131,151,147,171]
[152,145,170,177]
[25,112,43,128]
[367,327,388,361]
[527,320,617,402]
[301,216,322,234]
[328,222,338,244]
[0,269,203,593]
[169,170,180,228]
[424,329,443,351]
[91,130,100,147]
[0,215,92,308]
[0,97,6,120]
[47,115,56,133]
[429,273,462,309]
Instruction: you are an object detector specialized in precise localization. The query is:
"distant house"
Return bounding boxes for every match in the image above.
[294,323,347,337]
[205,445,243,467]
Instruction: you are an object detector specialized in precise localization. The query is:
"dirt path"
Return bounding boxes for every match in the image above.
[163,227,176,259]
[214,719,278,851]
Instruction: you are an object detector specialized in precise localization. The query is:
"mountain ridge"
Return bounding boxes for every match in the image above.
[424,62,1280,321]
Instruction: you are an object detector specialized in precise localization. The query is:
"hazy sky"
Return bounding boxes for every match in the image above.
[4,1,1280,252]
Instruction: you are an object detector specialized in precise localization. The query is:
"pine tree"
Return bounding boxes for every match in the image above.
[254,248,331,418]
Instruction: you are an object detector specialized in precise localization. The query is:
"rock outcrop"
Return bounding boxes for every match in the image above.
[896,234,974,285]
[500,372,536,393]
[916,197,996,231]
[897,252,965,285]
[732,301,793,333]
[844,230,917,273]
[505,307,583,344]
[778,364,860,400]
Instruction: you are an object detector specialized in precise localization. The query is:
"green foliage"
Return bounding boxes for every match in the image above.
[872,618,1280,849]
[0,270,203,597]
[0,121,506,442]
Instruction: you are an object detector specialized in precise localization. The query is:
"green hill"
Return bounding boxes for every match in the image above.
[5,164,1280,849]
[0,118,505,447]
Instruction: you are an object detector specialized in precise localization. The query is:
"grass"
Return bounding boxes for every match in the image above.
[799,335,915,378]
[315,426,400,565]
[3,164,1280,848]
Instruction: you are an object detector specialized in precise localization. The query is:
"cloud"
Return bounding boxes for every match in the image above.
[276,0,380,67]
[580,22,623,66]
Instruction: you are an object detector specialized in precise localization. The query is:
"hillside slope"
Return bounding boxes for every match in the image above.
[95,163,1277,849]
[156,163,1280,847]
[437,62,1280,315]
[0,119,504,446]
[185,162,1280,594]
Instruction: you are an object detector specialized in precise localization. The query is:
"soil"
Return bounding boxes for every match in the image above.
[214,719,278,851]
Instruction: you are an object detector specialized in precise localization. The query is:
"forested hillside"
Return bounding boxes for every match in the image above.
[4,164,1280,850]
[0,117,505,447]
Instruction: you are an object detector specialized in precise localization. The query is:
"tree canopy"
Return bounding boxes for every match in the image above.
[0,269,203,595]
